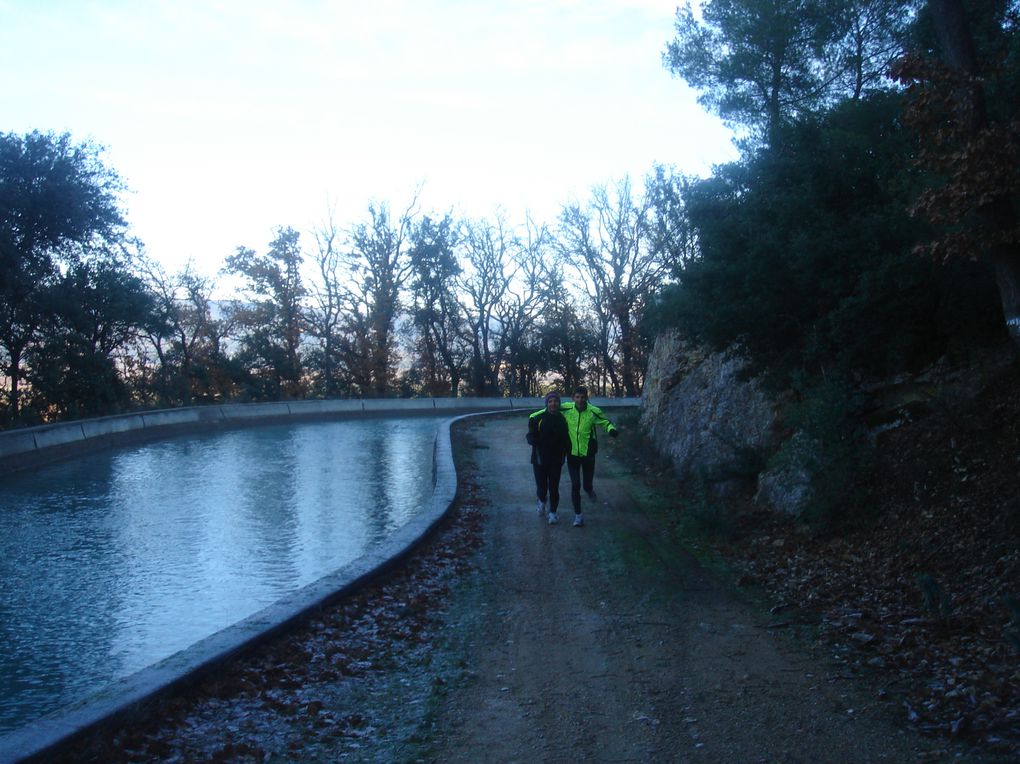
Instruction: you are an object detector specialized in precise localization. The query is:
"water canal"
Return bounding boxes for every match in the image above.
[0,415,440,735]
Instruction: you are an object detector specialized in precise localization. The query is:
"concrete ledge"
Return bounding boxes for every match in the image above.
[80,416,144,439]
[431,398,484,410]
[591,396,641,408]
[363,398,433,412]
[1,398,582,474]
[218,402,294,420]
[0,431,40,460]
[139,409,210,428]
[285,399,367,415]
[29,424,86,451]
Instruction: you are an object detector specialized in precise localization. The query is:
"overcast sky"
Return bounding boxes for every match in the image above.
[1,0,735,277]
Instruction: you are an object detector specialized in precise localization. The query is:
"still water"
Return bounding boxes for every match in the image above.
[0,416,439,735]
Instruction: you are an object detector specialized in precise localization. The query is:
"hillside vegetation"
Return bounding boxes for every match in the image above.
[631,355,1020,758]
[648,17,1020,754]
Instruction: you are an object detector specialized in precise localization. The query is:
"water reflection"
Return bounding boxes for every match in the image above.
[0,416,439,735]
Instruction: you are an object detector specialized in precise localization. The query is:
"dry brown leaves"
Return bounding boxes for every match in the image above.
[718,363,1020,760]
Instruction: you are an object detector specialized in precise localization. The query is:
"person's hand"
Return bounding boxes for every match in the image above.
[526,432,536,445]
[609,428,619,438]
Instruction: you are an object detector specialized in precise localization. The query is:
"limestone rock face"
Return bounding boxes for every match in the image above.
[640,330,779,490]
[642,331,1016,516]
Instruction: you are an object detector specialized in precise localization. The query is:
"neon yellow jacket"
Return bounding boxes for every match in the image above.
[532,401,616,457]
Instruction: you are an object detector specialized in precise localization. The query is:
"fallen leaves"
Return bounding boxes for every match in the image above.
[714,362,1020,759]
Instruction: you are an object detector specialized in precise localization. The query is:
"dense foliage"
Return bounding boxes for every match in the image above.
[664,0,918,147]
[652,0,1019,530]
[654,0,1018,391]
[0,131,154,422]
[649,91,1004,385]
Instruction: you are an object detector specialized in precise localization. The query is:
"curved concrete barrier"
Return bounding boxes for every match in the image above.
[0,395,554,473]
[0,399,641,763]
[0,397,640,475]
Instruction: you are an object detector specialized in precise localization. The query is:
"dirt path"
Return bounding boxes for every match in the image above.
[423,415,983,763]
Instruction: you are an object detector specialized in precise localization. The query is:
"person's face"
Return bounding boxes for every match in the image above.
[547,398,560,413]
[573,391,587,410]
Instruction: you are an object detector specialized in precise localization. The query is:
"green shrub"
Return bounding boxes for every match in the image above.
[681,475,738,540]
[776,377,873,531]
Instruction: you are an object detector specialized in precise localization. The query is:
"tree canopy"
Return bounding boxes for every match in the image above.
[0,131,147,423]
[650,92,1003,385]
[664,0,918,148]
[658,0,1019,376]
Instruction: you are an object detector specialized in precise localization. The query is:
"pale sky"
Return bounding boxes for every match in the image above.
[1,0,735,277]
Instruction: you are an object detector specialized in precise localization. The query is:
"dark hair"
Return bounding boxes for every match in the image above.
[573,386,588,396]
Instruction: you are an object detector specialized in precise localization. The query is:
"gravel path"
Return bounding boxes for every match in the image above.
[422,415,987,762]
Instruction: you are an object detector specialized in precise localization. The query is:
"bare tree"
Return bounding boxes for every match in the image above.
[307,208,346,397]
[459,214,517,396]
[139,257,219,405]
[557,176,684,396]
[407,213,469,396]
[536,271,594,394]
[339,195,419,396]
[497,215,552,397]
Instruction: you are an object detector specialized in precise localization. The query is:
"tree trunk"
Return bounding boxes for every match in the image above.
[470,348,486,396]
[988,209,1020,347]
[615,305,638,397]
[8,349,22,422]
[324,334,335,398]
[438,339,460,398]
[371,318,390,397]
[177,331,193,406]
[930,0,1020,349]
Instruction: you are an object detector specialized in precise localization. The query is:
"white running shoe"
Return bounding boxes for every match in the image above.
[537,499,547,515]
[547,512,559,525]
[573,513,584,527]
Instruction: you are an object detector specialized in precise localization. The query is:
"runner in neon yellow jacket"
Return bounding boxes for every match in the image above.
[531,385,618,527]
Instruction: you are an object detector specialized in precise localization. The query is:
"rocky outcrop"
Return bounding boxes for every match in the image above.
[642,332,1017,516]
[640,330,780,494]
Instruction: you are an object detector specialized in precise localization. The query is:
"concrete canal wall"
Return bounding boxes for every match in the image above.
[0,397,638,475]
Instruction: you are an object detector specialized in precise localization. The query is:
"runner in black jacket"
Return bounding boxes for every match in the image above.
[526,391,571,525]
